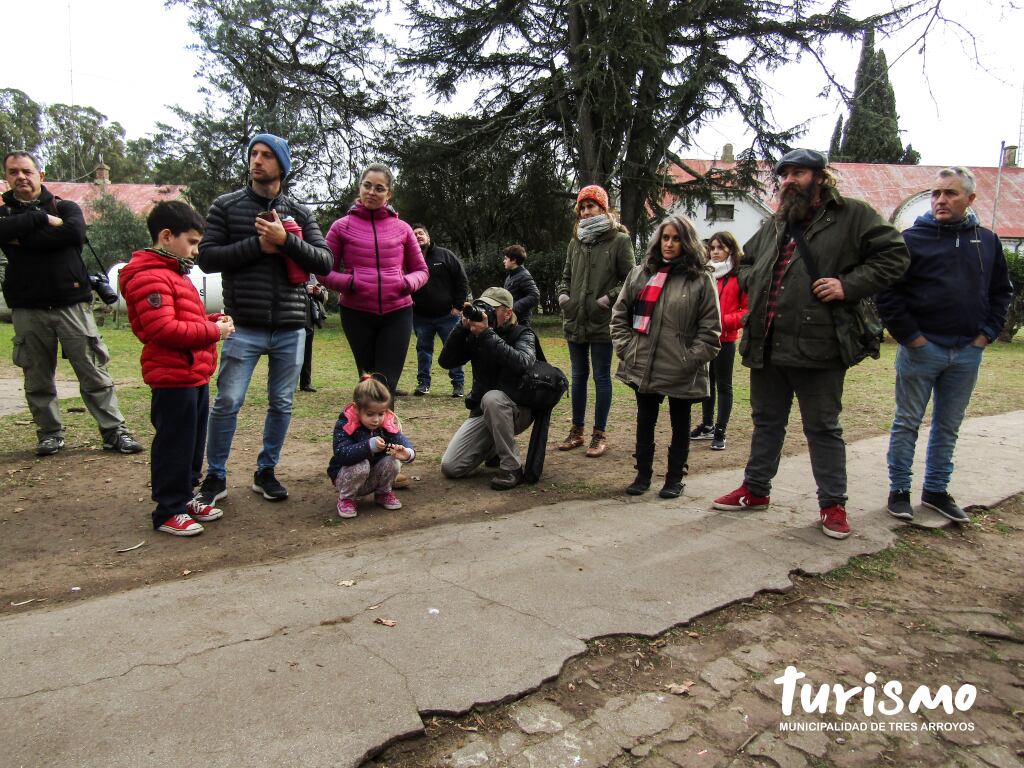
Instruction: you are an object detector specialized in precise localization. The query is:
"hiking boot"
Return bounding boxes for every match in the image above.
[374,491,402,510]
[659,479,685,499]
[558,425,584,451]
[713,484,770,511]
[158,513,203,536]
[186,497,223,522]
[451,383,465,398]
[103,431,144,454]
[626,442,654,495]
[820,504,852,539]
[626,472,651,495]
[585,429,608,457]
[887,489,914,521]
[921,490,969,523]
[491,467,524,491]
[252,467,288,501]
[414,384,430,396]
[690,423,714,440]
[710,425,726,451]
[197,474,227,506]
[36,436,65,457]
[337,498,358,519]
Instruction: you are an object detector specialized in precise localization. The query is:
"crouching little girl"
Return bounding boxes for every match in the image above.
[328,375,415,518]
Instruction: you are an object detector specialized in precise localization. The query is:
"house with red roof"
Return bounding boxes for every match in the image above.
[664,146,1023,250]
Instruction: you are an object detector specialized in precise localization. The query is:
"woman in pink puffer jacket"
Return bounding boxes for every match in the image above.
[320,163,428,395]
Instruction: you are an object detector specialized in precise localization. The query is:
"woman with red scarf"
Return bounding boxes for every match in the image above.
[610,215,721,498]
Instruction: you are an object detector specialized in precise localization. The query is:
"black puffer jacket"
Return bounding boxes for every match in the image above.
[0,187,92,309]
[504,265,540,325]
[198,186,332,328]
[439,321,536,413]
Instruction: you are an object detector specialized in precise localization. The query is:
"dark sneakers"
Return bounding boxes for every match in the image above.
[887,489,914,520]
[452,384,465,398]
[252,468,288,501]
[690,424,714,440]
[414,384,430,396]
[491,467,523,491]
[710,426,726,451]
[36,436,65,456]
[921,490,970,523]
[103,431,145,454]
[197,474,227,507]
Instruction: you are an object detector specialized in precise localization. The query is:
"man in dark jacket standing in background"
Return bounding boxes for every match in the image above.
[712,148,909,540]
[0,151,143,457]
[502,244,541,326]
[876,166,1012,524]
[410,223,470,398]
[196,134,332,506]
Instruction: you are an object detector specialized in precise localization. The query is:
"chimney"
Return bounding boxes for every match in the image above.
[1003,145,1018,168]
[94,161,110,190]
[722,143,735,163]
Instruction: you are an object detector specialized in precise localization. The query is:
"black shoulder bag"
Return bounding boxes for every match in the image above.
[788,226,883,367]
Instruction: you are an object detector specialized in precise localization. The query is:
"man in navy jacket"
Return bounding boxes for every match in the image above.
[876,166,1013,523]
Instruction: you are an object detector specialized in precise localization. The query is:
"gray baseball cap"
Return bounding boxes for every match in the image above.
[479,287,514,308]
[774,148,828,175]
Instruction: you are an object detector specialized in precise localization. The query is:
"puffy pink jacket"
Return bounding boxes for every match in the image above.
[320,202,428,315]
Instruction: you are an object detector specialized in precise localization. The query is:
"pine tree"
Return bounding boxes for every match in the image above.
[829,116,844,161]
[840,29,915,164]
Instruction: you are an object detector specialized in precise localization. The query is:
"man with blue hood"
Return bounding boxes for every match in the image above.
[876,166,1012,524]
[195,134,332,509]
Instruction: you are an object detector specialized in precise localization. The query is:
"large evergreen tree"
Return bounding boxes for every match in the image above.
[840,28,917,164]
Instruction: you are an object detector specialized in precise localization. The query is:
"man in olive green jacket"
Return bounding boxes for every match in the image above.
[713,149,909,540]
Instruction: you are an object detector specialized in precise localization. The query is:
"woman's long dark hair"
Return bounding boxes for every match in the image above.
[708,230,742,278]
[644,215,706,277]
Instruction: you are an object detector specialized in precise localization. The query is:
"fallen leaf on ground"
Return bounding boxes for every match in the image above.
[13,507,23,513]
[666,680,696,696]
[181,570,192,576]
[337,580,356,587]
[374,617,397,627]
[367,603,381,610]
[686,631,699,638]
[116,541,146,553]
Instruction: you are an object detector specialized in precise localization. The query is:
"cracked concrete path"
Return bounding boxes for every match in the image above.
[2,412,1021,767]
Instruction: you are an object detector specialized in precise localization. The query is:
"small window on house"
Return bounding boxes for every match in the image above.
[706,203,735,222]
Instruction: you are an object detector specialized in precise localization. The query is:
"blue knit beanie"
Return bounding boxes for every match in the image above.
[247,133,292,180]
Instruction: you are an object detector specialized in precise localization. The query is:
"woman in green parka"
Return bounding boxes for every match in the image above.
[556,185,635,458]
[610,214,721,498]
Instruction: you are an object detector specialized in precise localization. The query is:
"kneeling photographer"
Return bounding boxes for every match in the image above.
[439,287,537,490]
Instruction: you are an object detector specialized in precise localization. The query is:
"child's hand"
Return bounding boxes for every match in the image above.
[372,436,387,452]
[391,446,412,462]
[215,316,234,340]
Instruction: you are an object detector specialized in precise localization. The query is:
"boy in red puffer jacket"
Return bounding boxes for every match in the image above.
[120,202,235,536]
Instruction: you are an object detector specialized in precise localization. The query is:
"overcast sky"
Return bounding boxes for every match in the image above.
[4,0,1023,168]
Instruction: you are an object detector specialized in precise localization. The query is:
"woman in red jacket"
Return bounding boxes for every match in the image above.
[691,231,748,451]
[320,163,428,396]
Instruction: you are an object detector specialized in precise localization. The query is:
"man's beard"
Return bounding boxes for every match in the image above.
[776,181,820,225]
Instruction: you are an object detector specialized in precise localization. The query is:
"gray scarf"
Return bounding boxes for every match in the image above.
[577,214,612,244]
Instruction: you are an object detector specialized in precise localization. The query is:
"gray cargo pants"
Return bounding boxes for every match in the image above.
[11,302,126,442]
[441,390,533,476]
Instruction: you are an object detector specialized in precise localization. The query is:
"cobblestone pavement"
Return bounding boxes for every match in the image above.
[369,498,1024,768]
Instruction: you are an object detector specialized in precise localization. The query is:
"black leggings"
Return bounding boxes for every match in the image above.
[701,341,736,428]
[635,390,694,459]
[340,305,413,395]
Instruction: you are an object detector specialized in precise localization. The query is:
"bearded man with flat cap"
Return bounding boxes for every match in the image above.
[712,148,909,540]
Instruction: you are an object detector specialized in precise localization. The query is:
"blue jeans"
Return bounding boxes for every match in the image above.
[413,313,464,387]
[887,341,983,494]
[567,341,613,431]
[206,326,304,478]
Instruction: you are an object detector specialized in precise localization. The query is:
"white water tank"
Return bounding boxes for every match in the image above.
[110,263,224,314]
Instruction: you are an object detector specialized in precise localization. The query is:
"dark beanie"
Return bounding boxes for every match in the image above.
[247,133,292,180]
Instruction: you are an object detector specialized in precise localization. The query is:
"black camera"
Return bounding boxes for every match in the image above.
[462,300,496,327]
[89,272,119,305]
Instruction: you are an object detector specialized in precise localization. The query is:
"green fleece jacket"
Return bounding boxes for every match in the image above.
[557,226,635,343]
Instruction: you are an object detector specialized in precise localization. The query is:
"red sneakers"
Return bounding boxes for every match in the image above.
[186,497,223,522]
[820,505,852,539]
[374,491,402,510]
[337,499,358,518]
[713,484,770,511]
[158,513,204,536]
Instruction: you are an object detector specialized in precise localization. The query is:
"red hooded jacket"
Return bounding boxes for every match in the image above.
[717,273,748,344]
[119,249,223,388]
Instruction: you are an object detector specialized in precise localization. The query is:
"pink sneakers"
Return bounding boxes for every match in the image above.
[712,484,770,511]
[374,491,402,510]
[337,499,358,519]
[186,497,223,522]
[820,505,852,539]
[158,513,203,536]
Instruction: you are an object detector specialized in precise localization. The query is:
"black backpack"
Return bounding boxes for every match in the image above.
[510,333,568,413]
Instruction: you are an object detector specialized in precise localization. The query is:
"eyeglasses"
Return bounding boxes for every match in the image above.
[361,181,389,194]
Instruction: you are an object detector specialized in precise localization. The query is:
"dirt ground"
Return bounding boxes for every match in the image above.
[367,496,1024,768]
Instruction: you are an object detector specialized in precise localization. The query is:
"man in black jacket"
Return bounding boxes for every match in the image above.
[196,134,332,506]
[439,287,536,490]
[0,151,143,457]
[410,224,470,398]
